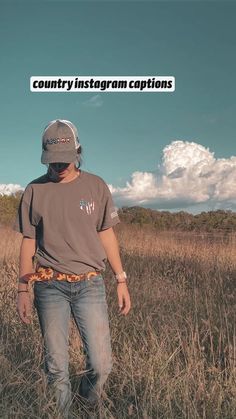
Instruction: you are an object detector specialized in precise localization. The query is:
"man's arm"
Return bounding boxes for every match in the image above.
[97,227,124,277]
[98,227,131,315]
[18,237,36,291]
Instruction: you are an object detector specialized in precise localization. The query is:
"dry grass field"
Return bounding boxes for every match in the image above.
[0,224,236,418]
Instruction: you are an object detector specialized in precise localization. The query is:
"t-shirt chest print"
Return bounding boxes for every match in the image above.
[79,198,95,215]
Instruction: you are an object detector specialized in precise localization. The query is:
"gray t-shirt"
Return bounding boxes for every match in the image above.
[13,170,120,274]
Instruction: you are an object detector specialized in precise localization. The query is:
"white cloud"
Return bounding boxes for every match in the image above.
[109,140,236,213]
[82,94,103,107]
[0,184,24,196]
[2,141,236,214]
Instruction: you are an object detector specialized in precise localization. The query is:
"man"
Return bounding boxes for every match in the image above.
[14,119,131,417]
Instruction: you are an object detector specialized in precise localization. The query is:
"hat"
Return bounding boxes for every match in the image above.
[41,119,81,164]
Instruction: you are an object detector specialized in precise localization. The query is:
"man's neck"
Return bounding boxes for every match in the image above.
[58,169,80,183]
[48,168,80,183]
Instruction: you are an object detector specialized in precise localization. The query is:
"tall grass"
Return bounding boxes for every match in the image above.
[0,224,236,418]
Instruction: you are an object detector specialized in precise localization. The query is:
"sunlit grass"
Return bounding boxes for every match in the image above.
[1,224,236,418]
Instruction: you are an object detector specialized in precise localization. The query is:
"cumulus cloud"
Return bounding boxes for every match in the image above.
[109,141,236,213]
[2,141,236,214]
[82,94,103,107]
[0,184,24,196]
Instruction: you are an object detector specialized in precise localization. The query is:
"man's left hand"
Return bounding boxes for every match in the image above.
[117,283,131,316]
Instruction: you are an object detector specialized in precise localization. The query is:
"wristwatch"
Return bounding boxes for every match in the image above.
[115,271,127,280]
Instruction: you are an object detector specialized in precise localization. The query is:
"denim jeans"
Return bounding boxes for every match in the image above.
[33,273,113,418]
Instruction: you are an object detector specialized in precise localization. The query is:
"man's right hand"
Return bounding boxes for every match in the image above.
[17,292,32,324]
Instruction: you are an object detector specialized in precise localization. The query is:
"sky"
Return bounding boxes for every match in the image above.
[1,0,236,213]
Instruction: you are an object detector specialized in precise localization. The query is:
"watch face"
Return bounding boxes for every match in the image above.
[116,272,126,279]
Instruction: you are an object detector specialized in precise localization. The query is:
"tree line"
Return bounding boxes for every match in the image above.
[0,194,236,233]
[118,206,236,232]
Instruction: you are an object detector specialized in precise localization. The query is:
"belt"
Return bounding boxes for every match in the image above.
[20,264,102,284]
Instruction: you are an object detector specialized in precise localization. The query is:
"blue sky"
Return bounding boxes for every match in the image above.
[1,0,236,213]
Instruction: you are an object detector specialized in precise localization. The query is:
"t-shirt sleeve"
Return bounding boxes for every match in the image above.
[96,181,120,232]
[13,186,36,239]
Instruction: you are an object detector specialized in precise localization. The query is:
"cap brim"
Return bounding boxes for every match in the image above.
[41,151,77,164]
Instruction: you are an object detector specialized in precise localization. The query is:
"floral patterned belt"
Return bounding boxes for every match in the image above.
[19,264,102,284]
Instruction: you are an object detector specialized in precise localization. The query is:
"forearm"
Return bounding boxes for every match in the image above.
[18,237,36,290]
[98,228,124,276]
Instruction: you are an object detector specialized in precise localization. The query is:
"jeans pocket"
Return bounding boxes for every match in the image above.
[34,280,54,289]
[89,274,104,285]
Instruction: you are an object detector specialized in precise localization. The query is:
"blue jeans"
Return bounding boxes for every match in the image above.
[33,273,113,417]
